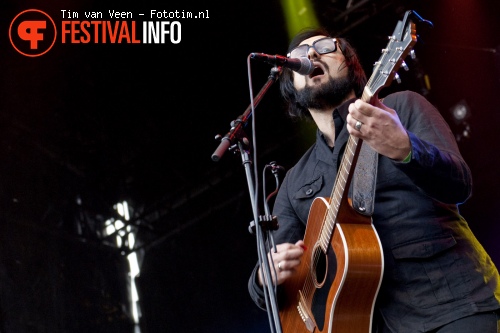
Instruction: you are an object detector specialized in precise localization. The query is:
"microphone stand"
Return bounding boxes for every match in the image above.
[212,66,283,333]
[212,65,280,162]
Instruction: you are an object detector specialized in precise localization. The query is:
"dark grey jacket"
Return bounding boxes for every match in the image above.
[248,90,500,332]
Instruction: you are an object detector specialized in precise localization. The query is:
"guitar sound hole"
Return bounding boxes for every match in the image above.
[313,248,328,287]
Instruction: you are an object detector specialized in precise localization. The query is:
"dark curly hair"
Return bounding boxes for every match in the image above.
[279,27,367,120]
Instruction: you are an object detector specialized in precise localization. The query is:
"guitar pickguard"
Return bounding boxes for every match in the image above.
[311,244,338,331]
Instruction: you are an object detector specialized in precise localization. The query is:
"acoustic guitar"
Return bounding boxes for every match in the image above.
[278,11,418,333]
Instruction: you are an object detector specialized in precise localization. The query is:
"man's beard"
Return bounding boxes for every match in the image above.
[295,75,353,110]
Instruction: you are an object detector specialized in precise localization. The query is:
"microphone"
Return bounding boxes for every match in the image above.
[250,53,314,75]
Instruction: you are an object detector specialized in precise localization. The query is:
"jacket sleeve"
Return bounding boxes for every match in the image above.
[387,91,472,204]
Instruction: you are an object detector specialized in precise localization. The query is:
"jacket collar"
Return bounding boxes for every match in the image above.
[336,97,355,121]
[315,97,356,166]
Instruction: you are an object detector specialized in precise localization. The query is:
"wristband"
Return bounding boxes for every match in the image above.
[402,150,412,163]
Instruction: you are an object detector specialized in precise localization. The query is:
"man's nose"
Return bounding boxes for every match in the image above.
[307,47,320,60]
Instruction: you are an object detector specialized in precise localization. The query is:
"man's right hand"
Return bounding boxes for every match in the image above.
[258,240,307,286]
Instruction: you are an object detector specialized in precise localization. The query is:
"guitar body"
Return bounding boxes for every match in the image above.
[279,196,384,333]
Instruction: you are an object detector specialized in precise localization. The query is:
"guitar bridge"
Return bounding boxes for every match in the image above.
[297,291,315,332]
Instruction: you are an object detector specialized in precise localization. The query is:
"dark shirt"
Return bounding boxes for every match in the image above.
[248,90,500,332]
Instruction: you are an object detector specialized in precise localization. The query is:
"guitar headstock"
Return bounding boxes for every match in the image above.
[364,10,419,100]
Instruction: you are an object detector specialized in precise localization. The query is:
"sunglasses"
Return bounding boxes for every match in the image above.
[287,37,338,59]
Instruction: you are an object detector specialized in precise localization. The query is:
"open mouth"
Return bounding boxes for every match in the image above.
[309,66,324,78]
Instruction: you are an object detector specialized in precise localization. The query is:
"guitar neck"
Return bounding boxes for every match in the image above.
[318,21,418,249]
[319,134,363,252]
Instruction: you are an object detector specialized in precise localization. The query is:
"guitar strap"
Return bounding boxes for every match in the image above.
[351,97,385,216]
[351,141,378,216]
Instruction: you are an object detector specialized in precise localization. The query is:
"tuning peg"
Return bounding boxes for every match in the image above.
[401,61,409,71]
[410,49,416,59]
[394,72,401,84]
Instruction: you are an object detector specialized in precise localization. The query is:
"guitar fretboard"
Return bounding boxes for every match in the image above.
[319,135,362,252]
